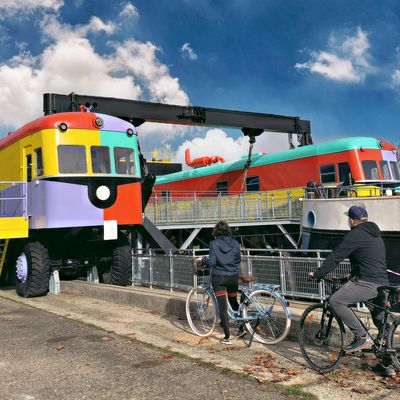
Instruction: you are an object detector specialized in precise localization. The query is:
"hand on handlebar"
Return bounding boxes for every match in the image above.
[308,271,317,281]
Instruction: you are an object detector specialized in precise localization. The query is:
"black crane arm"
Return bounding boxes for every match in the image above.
[43,92,312,146]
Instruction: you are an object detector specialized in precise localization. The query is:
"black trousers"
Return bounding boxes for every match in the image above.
[212,274,239,338]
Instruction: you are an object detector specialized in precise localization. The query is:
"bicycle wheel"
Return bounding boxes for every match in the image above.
[299,303,345,372]
[186,286,217,337]
[242,289,291,345]
[388,319,400,370]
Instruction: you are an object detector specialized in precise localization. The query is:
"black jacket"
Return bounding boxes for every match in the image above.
[315,221,389,285]
[204,236,241,276]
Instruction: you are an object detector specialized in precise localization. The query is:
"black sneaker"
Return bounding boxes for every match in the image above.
[370,363,397,378]
[344,335,372,353]
[219,337,232,345]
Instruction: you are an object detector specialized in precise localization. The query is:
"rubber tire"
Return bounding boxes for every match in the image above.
[388,319,400,371]
[107,245,132,286]
[186,286,217,337]
[299,303,345,373]
[242,289,291,344]
[15,242,50,298]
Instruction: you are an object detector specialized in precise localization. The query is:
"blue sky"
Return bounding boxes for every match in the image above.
[0,0,400,165]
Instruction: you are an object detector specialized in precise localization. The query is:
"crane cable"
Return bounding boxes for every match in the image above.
[235,135,256,211]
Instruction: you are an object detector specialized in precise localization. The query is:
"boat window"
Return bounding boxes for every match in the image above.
[35,148,44,177]
[362,160,380,180]
[390,161,400,180]
[380,160,391,180]
[91,146,111,174]
[26,154,32,182]
[246,176,260,192]
[114,147,135,175]
[320,164,336,183]
[338,162,351,183]
[161,191,170,199]
[216,181,228,195]
[58,145,87,173]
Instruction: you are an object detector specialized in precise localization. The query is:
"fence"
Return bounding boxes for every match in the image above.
[145,190,303,225]
[131,248,351,301]
[0,181,28,219]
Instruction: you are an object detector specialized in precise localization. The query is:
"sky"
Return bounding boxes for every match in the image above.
[1,0,400,167]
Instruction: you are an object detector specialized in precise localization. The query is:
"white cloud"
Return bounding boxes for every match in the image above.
[392,70,400,86]
[174,129,297,169]
[295,27,373,83]
[0,0,63,12]
[119,2,139,17]
[180,42,198,60]
[0,15,188,132]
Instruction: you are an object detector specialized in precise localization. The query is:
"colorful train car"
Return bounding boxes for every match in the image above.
[155,137,400,196]
[0,111,144,297]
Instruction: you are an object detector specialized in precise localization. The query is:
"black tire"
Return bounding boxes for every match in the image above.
[15,242,50,298]
[299,303,345,372]
[186,286,217,337]
[242,289,291,344]
[106,245,132,286]
[388,319,400,370]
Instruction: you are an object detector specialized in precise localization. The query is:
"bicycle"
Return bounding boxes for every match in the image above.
[185,266,292,345]
[299,276,400,373]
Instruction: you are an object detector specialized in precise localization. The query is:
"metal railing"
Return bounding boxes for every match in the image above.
[131,248,351,301]
[0,181,28,220]
[145,190,303,225]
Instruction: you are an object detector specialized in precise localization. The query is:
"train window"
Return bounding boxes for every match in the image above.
[246,176,260,192]
[320,164,336,183]
[114,147,135,175]
[362,160,379,179]
[390,161,400,180]
[34,148,43,177]
[57,145,87,173]
[338,162,351,183]
[216,181,228,195]
[91,146,111,174]
[379,161,391,180]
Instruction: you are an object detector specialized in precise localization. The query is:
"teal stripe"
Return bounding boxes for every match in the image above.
[156,136,381,185]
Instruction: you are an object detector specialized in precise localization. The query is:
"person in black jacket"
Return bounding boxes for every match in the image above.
[202,221,242,345]
[309,205,389,354]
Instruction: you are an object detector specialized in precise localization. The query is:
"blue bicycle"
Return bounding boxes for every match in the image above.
[186,271,291,345]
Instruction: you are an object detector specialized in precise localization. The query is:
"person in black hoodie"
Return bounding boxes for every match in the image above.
[202,221,242,345]
[309,205,389,354]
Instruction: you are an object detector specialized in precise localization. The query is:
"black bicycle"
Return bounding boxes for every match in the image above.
[299,276,400,372]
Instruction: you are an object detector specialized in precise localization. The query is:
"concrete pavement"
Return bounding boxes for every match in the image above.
[1,281,399,399]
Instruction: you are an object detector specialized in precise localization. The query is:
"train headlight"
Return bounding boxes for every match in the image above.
[58,122,68,132]
[93,117,104,128]
[96,185,111,201]
[126,128,137,137]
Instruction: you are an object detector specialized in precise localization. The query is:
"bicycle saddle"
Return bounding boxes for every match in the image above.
[240,275,256,283]
[377,286,400,296]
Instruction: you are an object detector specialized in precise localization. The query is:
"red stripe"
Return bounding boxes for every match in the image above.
[215,290,227,297]
[228,292,238,297]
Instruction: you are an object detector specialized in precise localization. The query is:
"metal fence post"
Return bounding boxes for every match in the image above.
[279,250,286,295]
[218,192,222,220]
[193,192,197,223]
[154,193,158,224]
[317,251,323,301]
[149,249,153,289]
[169,250,174,292]
[271,193,275,219]
[288,192,292,219]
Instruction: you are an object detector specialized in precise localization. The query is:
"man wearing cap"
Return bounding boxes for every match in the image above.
[309,205,390,356]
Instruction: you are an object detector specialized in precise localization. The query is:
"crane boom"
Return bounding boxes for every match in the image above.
[43,92,312,146]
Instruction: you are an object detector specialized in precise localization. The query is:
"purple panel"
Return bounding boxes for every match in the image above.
[29,181,103,229]
[97,113,137,133]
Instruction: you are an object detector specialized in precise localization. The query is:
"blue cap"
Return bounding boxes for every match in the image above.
[347,205,368,220]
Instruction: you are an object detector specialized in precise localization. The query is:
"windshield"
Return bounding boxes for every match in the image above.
[114,147,136,175]
[58,145,87,173]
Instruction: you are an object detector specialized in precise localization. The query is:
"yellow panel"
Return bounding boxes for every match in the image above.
[33,129,101,175]
[0,217,28,239]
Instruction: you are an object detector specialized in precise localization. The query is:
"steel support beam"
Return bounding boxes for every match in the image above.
[277,224,298,249]
[180,228,201,250]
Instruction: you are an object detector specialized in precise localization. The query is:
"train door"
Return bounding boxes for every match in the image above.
[24,146,33,183]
